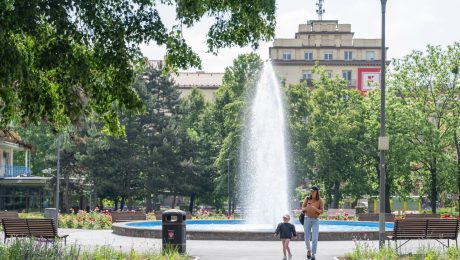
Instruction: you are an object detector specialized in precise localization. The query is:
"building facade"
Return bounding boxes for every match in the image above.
[270,20,384,92]
[0,131,49,212]
[148,60,223,101]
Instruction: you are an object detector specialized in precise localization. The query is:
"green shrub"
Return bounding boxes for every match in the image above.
[0,238,191,259]
[345,243,460,260]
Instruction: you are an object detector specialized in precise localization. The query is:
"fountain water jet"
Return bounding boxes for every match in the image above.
[239,61,291,226]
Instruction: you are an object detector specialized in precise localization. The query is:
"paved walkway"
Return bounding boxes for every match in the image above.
[1,229,453,260]
[61,229,451,260]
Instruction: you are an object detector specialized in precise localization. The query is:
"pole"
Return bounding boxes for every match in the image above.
[379,0,387,248]
[55,134,61,227]
[226,159,231,218]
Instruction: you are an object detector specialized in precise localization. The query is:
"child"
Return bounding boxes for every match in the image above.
[274,214,297,260]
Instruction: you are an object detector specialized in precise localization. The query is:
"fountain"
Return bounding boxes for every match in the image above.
[239,61,291,226]
[112,62,395,241]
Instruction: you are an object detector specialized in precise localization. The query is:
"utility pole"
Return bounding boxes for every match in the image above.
[378,0,389,248]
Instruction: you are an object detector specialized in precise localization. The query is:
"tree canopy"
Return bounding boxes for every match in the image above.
[0,0,276,134]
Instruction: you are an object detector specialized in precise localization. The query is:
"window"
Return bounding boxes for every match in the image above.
[344,51,353,61]
[342,70,352,81]
[324,52,333,60]
[304,52,313,61]
[342,70,353,85]
[283,52,292,60]
[302,70,312,80]
[366,51,375,60]
[326,70,332,78]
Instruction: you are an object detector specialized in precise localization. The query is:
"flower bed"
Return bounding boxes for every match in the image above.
[59,210,112,229]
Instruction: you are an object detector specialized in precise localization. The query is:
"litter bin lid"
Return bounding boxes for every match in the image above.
[163,209,186,215]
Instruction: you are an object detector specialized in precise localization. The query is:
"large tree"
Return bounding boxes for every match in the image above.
[390,44,459,213]
[0,0,276,134]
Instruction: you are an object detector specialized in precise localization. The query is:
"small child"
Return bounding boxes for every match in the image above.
[274,214,297,260]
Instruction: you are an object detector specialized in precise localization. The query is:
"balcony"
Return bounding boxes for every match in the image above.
[1,164,32,177]
[300,79,314,86]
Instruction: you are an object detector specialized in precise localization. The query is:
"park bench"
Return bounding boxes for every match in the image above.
[327,209,356,219]
[1,218,68,244]
[404,213,440,219]
[111,211,146,222]
[358,213,395,222]
[0,210,19,221]
[387,219,459,250]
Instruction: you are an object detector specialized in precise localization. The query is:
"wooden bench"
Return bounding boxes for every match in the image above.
[0,210,19,221]
[327,209,356,219]
[404,213,440,219]
[358,213,395,222]
[387,219,460,250]
[111,211,146,222]
[2,218,68,244]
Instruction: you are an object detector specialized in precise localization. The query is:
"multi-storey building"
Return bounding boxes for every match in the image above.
[270,20,385,93]
[148,60,223,101]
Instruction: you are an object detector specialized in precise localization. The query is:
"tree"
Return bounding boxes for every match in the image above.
[207,53,263,211]
[361,90,417,213]
[390,45,459,213]
[304,67,366,208]
[1,0,276,134]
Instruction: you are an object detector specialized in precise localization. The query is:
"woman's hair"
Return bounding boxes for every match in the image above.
[308,189,320,201]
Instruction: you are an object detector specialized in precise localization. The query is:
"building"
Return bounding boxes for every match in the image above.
[0,131,50,212]
[148,60,224,101]
[172,71,224,101]
[270,20,385,93]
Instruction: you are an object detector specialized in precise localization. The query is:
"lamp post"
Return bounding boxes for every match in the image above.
[226,158,231,218]
[378,0,388,248]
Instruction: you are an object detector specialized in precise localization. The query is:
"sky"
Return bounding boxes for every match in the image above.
[140,0,460,72]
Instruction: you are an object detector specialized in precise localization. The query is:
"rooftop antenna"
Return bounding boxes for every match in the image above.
[316,0,325,20]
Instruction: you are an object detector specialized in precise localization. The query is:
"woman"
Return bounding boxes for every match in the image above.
[302,186,324,260]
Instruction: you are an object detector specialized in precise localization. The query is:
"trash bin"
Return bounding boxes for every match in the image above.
[162,209,186,254]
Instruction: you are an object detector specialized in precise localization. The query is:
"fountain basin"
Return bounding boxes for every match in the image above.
[112,220,394,241]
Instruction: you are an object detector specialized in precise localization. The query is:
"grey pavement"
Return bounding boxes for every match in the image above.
[1,229,455,260]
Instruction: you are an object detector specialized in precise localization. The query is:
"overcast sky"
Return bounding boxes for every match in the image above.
[140,0,460,72]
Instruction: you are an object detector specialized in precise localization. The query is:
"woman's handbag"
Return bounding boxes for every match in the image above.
[299,211,305,225]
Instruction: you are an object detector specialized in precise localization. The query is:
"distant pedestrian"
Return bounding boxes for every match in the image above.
[302,186,324,260]
[274,214,297,260]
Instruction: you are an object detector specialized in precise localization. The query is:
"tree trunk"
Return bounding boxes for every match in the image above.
[189,193,195,214]
[145,193,153,213]
[120,195,126,211]
[430,159,437,213]
[454,132,460,215]
[385,174,392,213]
[171,194,177,209]
[114,197,119,211]
[332,181,341,208]
[64,173,70,213]
[127,190,133,211]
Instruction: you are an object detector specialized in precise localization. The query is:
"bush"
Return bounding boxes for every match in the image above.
[345,242,460,259]
[59,210,112,229]
[0,238,191,259]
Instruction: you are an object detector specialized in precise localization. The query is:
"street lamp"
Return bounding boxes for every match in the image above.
[378,0,388,248]
[225,158,231,218]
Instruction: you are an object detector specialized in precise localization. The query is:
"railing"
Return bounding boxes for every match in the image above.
[0,164,32,177]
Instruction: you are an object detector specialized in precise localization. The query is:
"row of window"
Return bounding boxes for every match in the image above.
[302,70,353,81]
[282,51,375,61]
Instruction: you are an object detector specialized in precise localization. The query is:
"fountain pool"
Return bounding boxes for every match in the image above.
[112,220,394,241]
